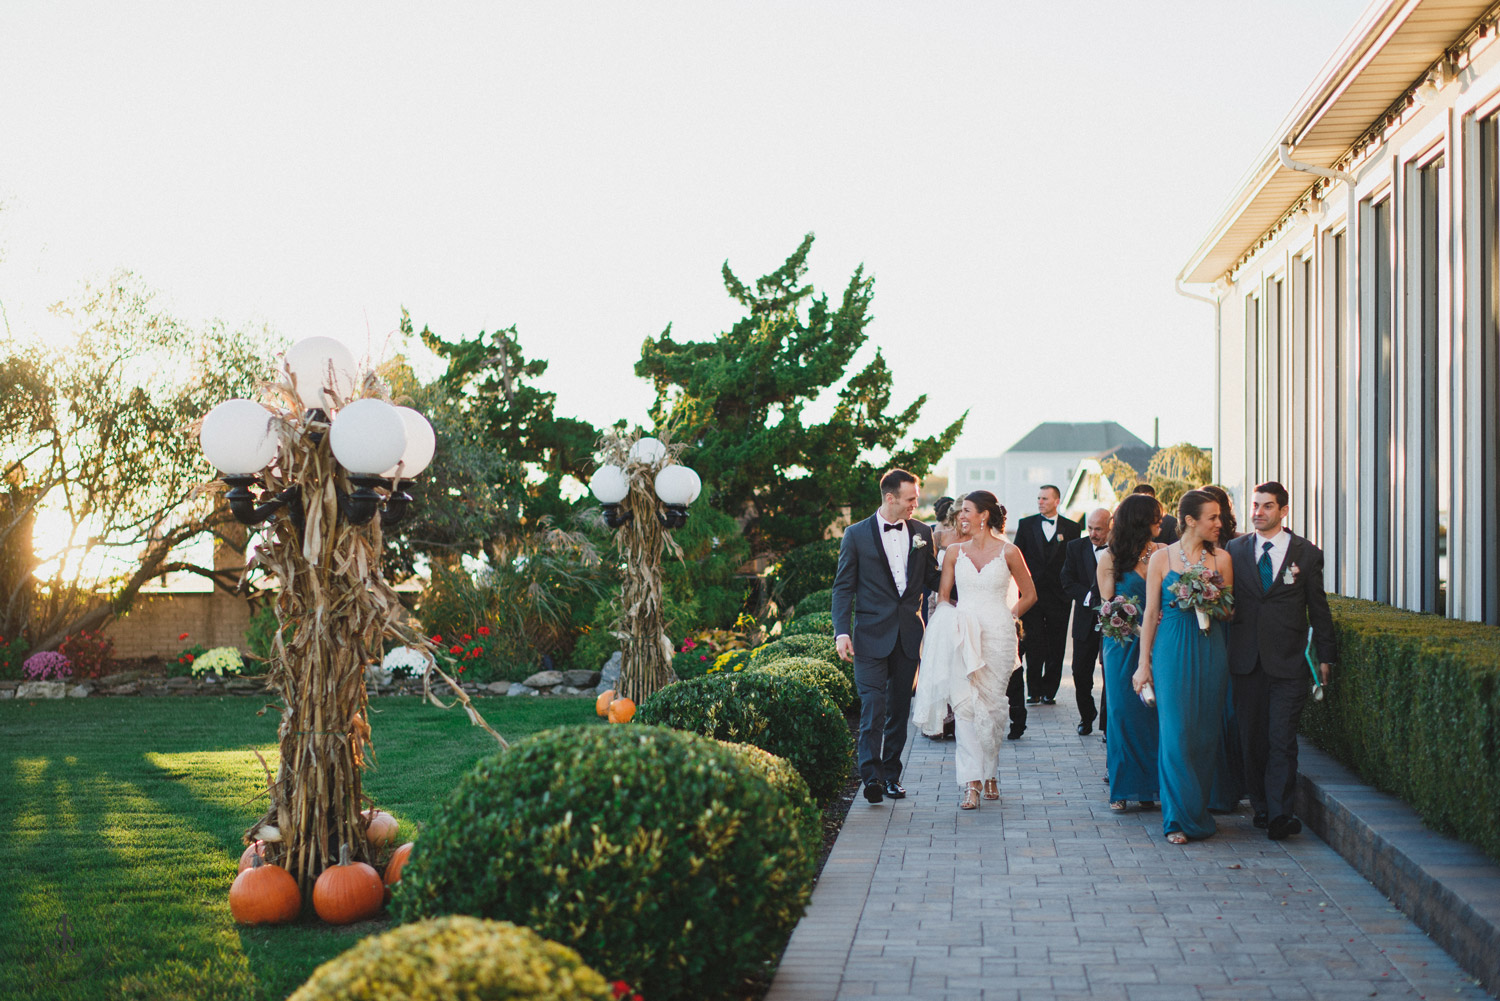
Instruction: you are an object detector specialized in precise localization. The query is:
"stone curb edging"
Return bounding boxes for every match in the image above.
[1297,743,1500,997]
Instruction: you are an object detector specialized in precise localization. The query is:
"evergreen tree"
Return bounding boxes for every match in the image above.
[636,235,965,551]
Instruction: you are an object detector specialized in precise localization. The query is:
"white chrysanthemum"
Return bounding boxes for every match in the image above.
[192,646,244,677]
[382,645,431,680]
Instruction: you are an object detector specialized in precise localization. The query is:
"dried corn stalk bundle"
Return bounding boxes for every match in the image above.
[237,370,504,894]
[597,428,683,704]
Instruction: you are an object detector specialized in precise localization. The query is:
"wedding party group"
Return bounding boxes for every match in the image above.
[831,468,1338,844]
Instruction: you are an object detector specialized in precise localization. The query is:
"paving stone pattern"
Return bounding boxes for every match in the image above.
[768,678,1490,1001]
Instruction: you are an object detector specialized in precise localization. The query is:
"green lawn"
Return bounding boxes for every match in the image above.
[0,695,603,1001]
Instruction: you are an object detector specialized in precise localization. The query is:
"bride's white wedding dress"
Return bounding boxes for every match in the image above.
[913,543,1016,787]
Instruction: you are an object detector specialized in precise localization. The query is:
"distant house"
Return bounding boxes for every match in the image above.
[953,422,1154,524]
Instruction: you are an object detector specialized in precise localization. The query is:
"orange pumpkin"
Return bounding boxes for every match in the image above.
[384,841,414,886]
[229,855,301,925]
[312,843,384,925]
[607,697,636,724]
[362,808,398,847]
[237,840,266,873]
[595,689,616,716]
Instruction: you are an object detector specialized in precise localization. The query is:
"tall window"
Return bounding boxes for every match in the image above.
[1405,154,1445,612]
[1324,230,1346,588]
[1291,255,1316,541]
[1480,117,1500,623]
[1261,278,1284,481]
[1244,293,1260,494]
[1361,195,1394,604]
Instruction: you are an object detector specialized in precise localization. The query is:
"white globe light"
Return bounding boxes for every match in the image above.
[200,399,279,475]
[628,436,667,466]
[654,464,701,506]
[381,407,436,478]
[285,337,357,410]
[589,465,630,505]
[329,399,407,475]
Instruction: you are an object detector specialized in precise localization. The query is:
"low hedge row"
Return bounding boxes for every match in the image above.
[783,611,833,637]
[794,588,833,617]
[637,672,853,803]
[1301,595,1500,861]
[750,655,856,713]
[393,725,815,1001]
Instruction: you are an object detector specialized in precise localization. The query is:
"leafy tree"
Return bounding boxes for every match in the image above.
[380,312,599,577]
[1147,442,1214,511]
[0,272,280,649]
[636,234,965,552]
[1099,456,1141,497]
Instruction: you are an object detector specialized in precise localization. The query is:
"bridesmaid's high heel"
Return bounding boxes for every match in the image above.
[959,783,981,810]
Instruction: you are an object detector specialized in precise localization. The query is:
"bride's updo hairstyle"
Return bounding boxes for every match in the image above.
[1177,489,1221,552]
[964,490,1007,536]
[1108,494,1161,585]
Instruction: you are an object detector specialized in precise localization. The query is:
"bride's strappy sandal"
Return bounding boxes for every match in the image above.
[982,779,1000,801]
[960,783,981,810]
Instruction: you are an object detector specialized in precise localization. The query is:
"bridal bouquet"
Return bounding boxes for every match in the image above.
[1094,595,1142,642]
[1170,565,1234,633]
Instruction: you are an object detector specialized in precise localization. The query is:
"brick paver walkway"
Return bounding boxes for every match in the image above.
[768,678,1490,1001]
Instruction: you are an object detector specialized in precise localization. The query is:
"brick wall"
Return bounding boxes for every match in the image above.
[104,591,254,659]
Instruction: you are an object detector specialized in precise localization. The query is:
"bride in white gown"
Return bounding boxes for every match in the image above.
[913,491,1038,810]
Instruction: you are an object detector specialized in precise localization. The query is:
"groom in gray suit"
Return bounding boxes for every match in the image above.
[834,469,943,804]
[1227,481,1337,840]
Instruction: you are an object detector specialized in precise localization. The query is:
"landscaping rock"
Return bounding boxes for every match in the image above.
[111,683,139,695]
[67,684,94,698]
[224,677,261,691]
[594,652,622,695]
[98,671,144,687]
[140,685,169,696]
[563,669,601,688]
[485,682,509,694]
[0,688,13,699]
[17,681,67,699]
[165,676,194,688]
[557,685,580,695]
[522,670,565,689]
[507,683,538,697]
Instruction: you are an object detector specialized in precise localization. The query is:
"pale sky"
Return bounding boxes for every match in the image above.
[1,1,1370,471]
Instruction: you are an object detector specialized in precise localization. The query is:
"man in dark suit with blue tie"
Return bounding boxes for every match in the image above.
[1227,481,1337,840]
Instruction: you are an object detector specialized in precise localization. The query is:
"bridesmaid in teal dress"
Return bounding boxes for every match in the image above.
[1095,494,1164,811]
[1133,490,1236,844]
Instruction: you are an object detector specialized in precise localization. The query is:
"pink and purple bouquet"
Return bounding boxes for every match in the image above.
[1170,565,1235,633]
[22,650,72,682]
[1094,595,1142,643]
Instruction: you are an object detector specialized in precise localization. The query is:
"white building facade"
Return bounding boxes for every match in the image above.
[1180,0,1500,623]
[954,422,1153,523]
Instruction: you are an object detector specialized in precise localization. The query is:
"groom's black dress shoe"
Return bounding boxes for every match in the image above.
[1267,815,1302,840]
[1076,721,1093,736]
[1252,811,1269,829]
[862,781,884,804]
[883,779,906,800]
[1007,723,1025,740]
[1041,696,1057,705]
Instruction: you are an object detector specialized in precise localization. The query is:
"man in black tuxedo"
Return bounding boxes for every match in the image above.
[1061,508,1111,736]
[1227,481,1337,840]
[1134,483,1177,543]
[1013,485,1081,706]
[833,469,943,804]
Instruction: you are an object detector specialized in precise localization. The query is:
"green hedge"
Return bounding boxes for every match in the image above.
[393,725,814,1001]
[775,539,841,610]
[751,655,857,713]
[783,611,834,637]
[751,633,850,685]
[718,741,821,857]
[1301,596,1500,861]
[637,672,853,803]
[794,588,833,617]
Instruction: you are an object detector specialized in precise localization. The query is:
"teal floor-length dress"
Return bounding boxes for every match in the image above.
[1153,569,1230,839]
[1102,570,1159,803]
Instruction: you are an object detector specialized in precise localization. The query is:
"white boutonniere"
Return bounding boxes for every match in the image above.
[1283,564,1300,585]
[911,537,928,552]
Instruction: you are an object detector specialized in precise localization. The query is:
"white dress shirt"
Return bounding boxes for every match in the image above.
[1253,527,1292,580]
[1085,543,1108,605]
[877,512,909,595]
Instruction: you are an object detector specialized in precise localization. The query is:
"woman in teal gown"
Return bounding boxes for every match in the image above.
[1096,494,1164,811]
[1133,490,1235,844]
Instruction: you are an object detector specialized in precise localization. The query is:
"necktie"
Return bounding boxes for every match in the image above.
[1259,541,1274,591]
[883,522,903,533]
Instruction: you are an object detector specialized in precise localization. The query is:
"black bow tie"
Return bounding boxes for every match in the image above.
[883,522,904,532]
[1042,517,1055,524]
[1094,545,1107,552]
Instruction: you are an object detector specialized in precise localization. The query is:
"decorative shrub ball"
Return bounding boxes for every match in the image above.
[793,587,834,617]
[288,915,612,1001]
[393,725,815,1001]
[750,655,856,713]
[636,672,852,803]
[716,740,821,854]
[782,611,834,637]
[751,633,846,679]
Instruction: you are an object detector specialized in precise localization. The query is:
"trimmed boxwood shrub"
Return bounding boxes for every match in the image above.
[794,587,833,617]
[783,611,834,637]
[751,655,856,713]
[289,916,611,1001]
[393,725,814,1001]
[718,741,820,856]
[775,539,840,609]
[637,672,852,803]
[1301,596,1500,861]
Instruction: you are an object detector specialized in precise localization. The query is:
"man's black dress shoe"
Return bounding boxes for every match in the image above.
[1007,724,1025,740]
[863,781,884,804]
[883,779,906,800]
[1041,696,1057,705]
[1076,721,1093,736]
[1267,815,1302,840]
[1252,811,1269,829]
[1025,696,1041,705]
